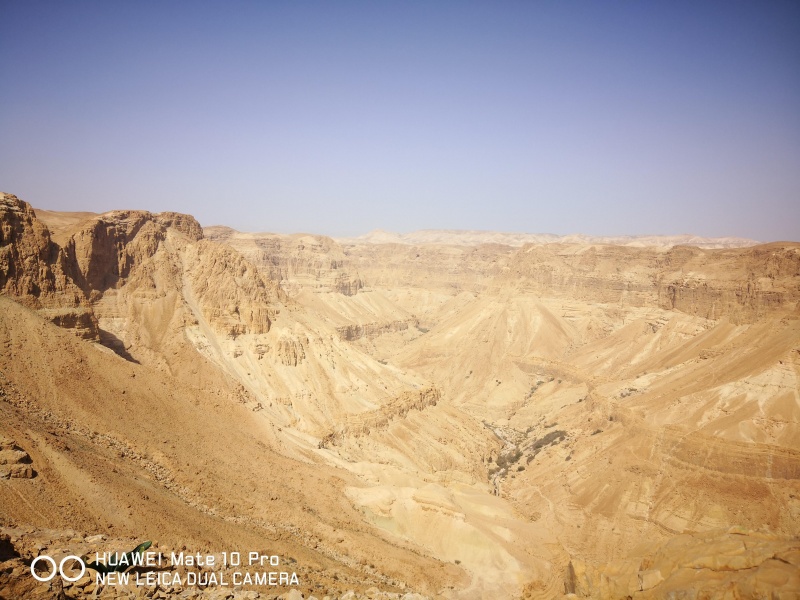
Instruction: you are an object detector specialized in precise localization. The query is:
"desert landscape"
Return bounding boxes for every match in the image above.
[2,1,798,597]
[1,190,798,599]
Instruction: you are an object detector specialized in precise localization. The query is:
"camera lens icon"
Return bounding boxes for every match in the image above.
[30,555,86,582]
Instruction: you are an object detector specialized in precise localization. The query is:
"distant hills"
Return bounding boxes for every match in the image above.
[337,228,760,248]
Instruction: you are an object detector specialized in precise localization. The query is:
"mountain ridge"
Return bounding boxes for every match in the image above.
[338,228,761,248]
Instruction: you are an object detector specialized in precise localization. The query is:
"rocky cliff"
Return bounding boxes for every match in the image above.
[0,192,210,341]
[0,193,80,307]
[655,243,800,322]
[1,193,206,306]
[183,240,278,337]
[64,209,201,295]
[503,242,800,323]
[336,319,418,342]
[204,227,365,297]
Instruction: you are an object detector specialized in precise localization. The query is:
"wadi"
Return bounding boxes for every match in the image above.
[1,191,798,599]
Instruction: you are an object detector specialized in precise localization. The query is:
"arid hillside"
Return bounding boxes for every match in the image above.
[2,191,799,599]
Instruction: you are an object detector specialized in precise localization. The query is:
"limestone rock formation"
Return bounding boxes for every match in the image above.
[275,334,307,366]
[336,319,416,342]
[62,208,202,294]
[35,306,100,341]
[655,243,800,322]
[334,272,364,296]
[0,192,211,343]
[567,528,800,598]
[204,228,366,297]
[0,192,80,307]
[0,436,34,479]
[502,242,800,322]
[183,241,278,338]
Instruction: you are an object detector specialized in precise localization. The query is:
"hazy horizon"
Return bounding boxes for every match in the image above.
[2,1,799,241]
[22,202,766,242]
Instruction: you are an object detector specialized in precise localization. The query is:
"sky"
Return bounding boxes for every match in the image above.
[1,1,798,240]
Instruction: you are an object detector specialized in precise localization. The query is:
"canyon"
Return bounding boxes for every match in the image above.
[1,191,799,599]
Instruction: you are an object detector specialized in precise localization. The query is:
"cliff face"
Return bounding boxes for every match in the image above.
[0,192,211,343]
[66,211,168,293]
[218,229,799,326]
[63,210,201,295]
[336,319,417,341]
[1,192,206,304]
[204,228,364,297]
[503,242,800,323]
[183,241,278,337]
[655,243,800,322]
[0,193,80,307]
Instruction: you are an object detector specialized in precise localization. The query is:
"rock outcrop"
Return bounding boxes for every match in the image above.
[35,307,100,341]
[1,193,207,307]
[334,272,364,296]
[183,241,279,337]
[64,209,203,295]
[0,192,210,340]
[203,228,366,297]
[272,334,308,366]
[0,436,35,479]
[0,193,81,307]
[336,319,417,342]
[321,386,441,445]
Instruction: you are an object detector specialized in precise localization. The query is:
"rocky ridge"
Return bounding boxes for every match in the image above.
[502,242,800,323]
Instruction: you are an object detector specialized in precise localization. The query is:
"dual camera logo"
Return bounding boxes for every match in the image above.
[30,555,86,582]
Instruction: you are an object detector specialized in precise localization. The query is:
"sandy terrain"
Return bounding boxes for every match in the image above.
[1,191,798,599]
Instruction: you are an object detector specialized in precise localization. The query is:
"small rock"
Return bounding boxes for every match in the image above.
[638,569,664,591]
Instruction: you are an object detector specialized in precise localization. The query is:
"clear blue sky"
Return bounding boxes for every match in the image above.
[1,1,798,240]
